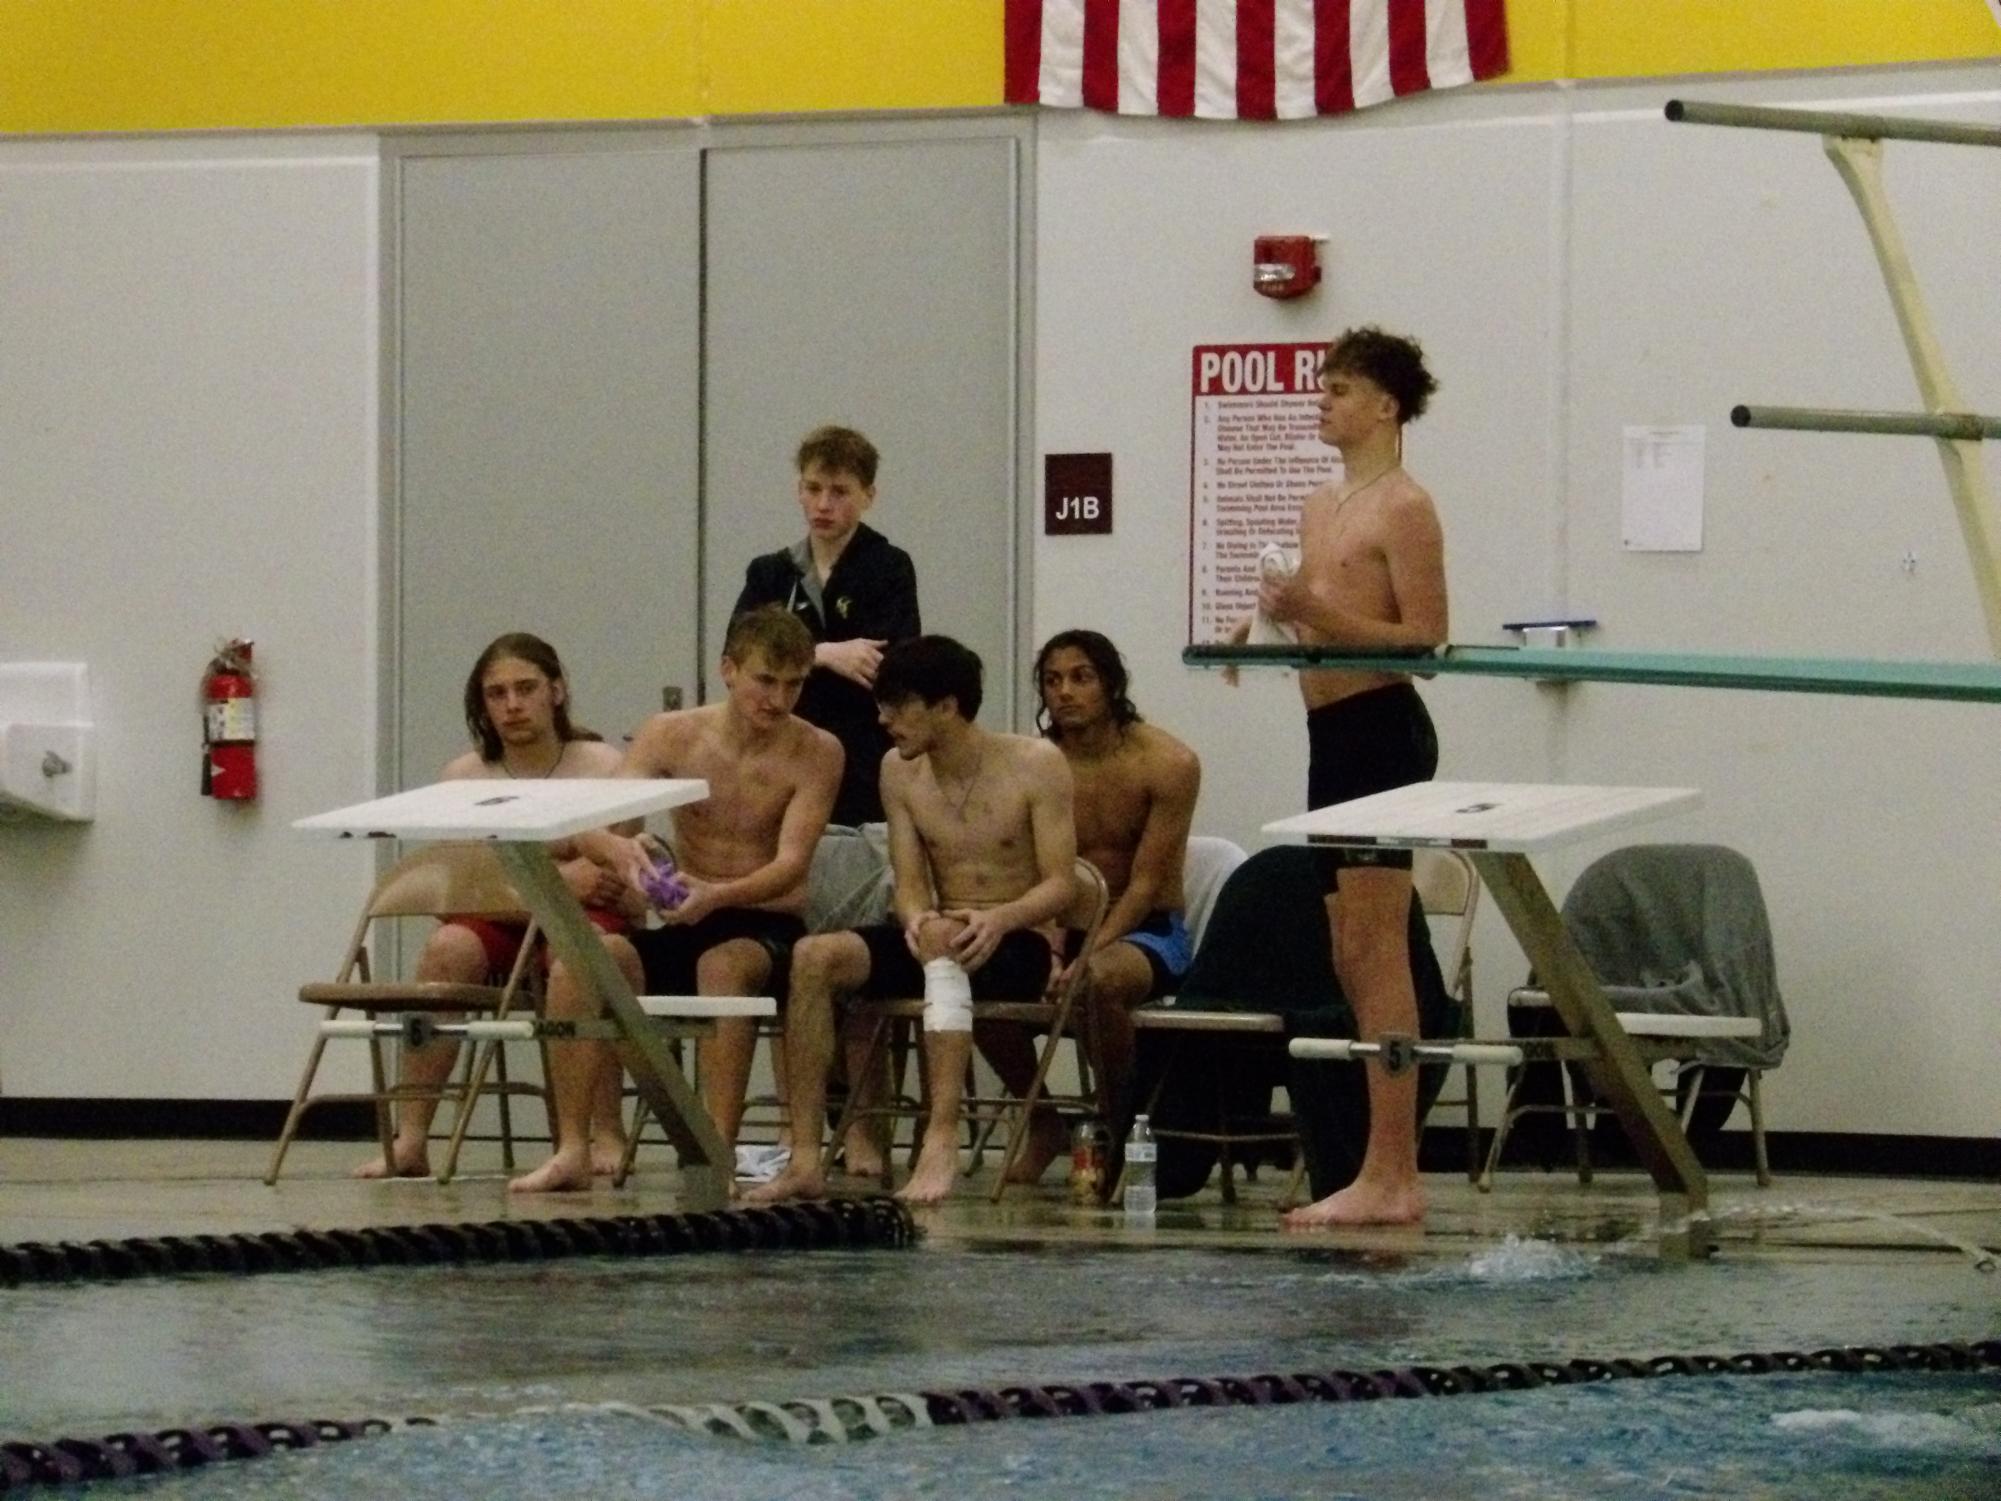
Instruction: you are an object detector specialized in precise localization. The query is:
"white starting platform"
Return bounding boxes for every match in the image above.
[1266,781,1716,1254]
[1262,781,1700,854]
[296,777,739,1209]
[293,777,702,842]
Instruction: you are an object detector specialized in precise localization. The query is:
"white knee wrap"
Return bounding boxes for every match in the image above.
[922,957,973,1033]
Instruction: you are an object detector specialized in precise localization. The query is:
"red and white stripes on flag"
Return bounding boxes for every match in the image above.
[1005,0,1508,120]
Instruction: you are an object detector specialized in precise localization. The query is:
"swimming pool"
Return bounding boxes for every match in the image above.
[5,1231,1995,1496]
[74,1370,2001,1501]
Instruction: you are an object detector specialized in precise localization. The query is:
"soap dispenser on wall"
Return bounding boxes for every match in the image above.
[0,663,96,822]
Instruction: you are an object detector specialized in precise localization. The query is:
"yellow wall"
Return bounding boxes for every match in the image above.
[0,2,708,135]
[704,1,1001,115]
[0,0,1994,135]
[1558,0,2001,79]
[0,1,1002,134]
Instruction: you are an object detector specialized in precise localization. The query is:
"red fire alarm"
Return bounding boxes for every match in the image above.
[1253,235,1321,299]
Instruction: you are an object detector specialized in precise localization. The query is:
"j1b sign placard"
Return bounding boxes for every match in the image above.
[1044,452,1113,534]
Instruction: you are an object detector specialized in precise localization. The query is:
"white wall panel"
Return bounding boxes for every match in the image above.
[394,141,704,783]
[1560,80,2001,1135]
[0,138,379,1099]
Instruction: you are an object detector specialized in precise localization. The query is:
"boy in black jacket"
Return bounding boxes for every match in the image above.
[734,425,921,828]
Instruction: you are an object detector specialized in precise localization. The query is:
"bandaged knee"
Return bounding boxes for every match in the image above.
[922,957,973,1033]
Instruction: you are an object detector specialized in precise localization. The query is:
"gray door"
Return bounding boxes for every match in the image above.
[700,136,1021,723]
[394,142,704,785]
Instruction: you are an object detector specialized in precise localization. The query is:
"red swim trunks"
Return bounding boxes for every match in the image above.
[445,909,626,976]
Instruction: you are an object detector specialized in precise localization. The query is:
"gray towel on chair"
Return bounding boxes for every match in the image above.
[1562,844,1788,1069]
[805,826,893,935]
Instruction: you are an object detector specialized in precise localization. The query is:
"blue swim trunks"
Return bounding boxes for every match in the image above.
[1120,910,1194,1001]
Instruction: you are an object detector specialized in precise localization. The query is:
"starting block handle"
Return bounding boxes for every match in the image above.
[1288,1037,1525,1072]
[319,1019,396,1040]
[320,1015,453,1048]
[321,1015,611,1045]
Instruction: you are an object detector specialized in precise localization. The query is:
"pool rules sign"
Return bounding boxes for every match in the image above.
[1188,342,1341,645]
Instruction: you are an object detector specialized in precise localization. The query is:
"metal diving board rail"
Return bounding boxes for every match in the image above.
[1733,405,2001,443]
[1182,643,2001,705]
[1663,99,2001,150]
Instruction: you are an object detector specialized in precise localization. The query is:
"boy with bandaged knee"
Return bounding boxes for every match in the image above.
[749,636,1077,1206]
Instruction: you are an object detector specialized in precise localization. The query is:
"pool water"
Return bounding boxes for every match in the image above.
[82,1371,2001,1501]
[4,1238,1995,1496]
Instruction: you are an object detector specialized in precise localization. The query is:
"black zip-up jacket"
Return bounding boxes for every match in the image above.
[734,522,920,826]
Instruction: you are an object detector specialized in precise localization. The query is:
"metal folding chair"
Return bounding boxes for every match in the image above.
[266,842,551,1184]
[830,857,1110,1201]
[1484,844,1786,1190]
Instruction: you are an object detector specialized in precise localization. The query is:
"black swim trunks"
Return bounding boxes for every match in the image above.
[1305,681,1438,877]
[853,923,1057,1001]
[627,908,806,995]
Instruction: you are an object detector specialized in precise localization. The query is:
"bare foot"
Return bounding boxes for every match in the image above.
[1281,1177,1426,1229]
[895,1133,962,1206]
[741,1164,828,1204]
[1003,1111,1070,1185]
[351,1141,430,1180]
[589,1138,628,1178]
[508,1149,593,1194]
[837,1129,887,1182]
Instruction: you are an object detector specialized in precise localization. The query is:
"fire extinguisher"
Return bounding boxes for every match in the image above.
[201,638,258,801]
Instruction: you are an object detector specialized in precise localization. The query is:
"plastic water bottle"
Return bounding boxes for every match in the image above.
[1123,1115,1158,1223]
[1068,1119,1108,1204]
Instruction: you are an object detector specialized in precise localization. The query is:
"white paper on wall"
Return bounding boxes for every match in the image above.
[1621,425,1706,553]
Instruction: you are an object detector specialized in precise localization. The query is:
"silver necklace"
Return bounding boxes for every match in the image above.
[1336,462,1401,510]
[935,744,986,819]
[1328,463,1402,539]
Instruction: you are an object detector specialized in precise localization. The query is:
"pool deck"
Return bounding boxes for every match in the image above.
[3,1138,1995,1271]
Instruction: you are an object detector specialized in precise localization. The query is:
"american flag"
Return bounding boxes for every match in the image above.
[1006,0,1509,120]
